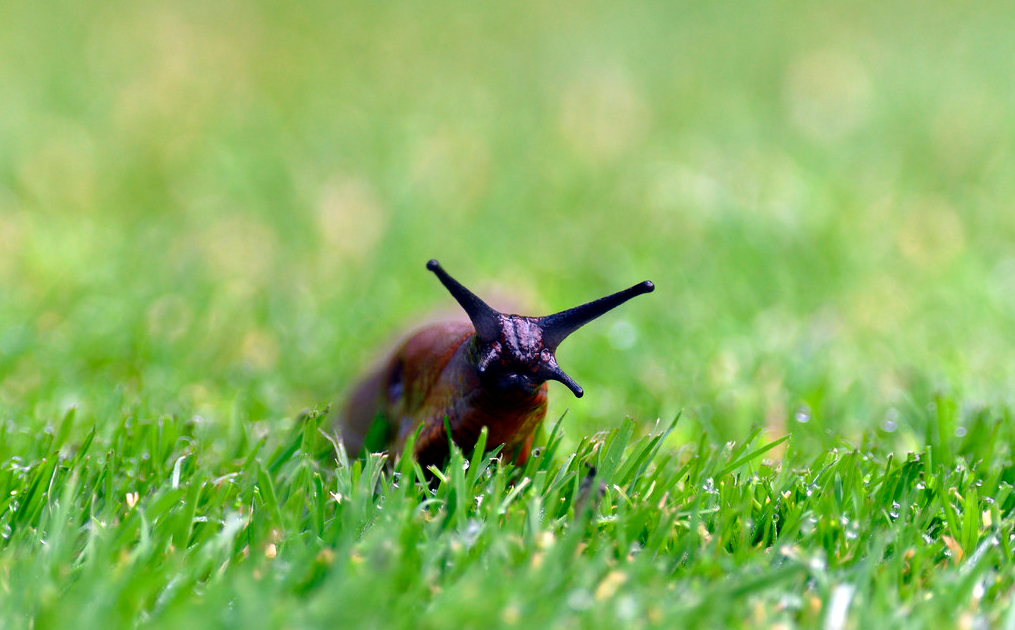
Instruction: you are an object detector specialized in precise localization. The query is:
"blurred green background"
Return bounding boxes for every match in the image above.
[2,0,1014,451]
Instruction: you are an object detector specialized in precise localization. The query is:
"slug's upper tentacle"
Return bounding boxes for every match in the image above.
[426,259,501,342]
[537,280,655,350]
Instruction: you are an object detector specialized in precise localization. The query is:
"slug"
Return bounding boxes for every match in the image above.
[337,259,654,470]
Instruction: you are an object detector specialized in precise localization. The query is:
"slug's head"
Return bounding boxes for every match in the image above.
[426,259,654,398]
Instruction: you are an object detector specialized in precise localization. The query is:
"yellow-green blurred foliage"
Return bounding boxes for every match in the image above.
[2,0,1014,448]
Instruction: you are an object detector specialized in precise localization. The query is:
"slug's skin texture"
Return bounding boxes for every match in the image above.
[340,322,548,470]
[337,260,653,470]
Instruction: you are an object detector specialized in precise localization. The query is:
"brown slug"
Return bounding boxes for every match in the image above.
[337,259,654,470]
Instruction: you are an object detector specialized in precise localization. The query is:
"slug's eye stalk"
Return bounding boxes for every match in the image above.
[426,259,654,399]
[537,280,655,350]
[427,259,501,342]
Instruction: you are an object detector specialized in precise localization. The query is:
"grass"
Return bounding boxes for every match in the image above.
[3,0,1015,627]
[2,406,1014,629]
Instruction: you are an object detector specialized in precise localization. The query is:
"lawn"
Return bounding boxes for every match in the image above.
[2,0,1015,628]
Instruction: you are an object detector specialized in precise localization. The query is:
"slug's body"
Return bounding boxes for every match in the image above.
[338,260,653,470]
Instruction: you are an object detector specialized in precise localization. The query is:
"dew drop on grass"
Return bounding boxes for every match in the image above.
[795,405,812,423]
[461,519,482,548]
[809,555,827,572]
[567,588,594,611]
[973,580,986,600]
[1,523,10,540]
[955,426,967,437]
[615,595,639,621]
[881,411,898,432]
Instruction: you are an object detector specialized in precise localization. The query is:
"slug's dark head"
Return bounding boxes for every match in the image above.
[426,259,654,398]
